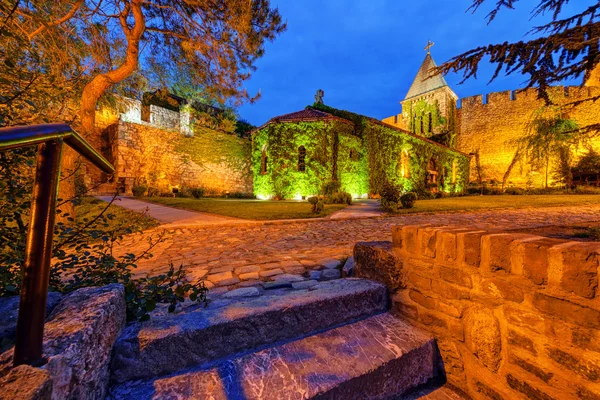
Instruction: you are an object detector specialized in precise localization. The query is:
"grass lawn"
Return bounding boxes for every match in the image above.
[394,194,600,214]
[144,197,348,220]
[76,197,159,231]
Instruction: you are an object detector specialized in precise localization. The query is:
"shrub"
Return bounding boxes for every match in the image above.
[326,192,352,205]
[504,187,526,195]
[400,192,417,209]
[322,180,341,196]
[146,186,160,197]
[226,191,255,199]
[132,185,147,197]
[380,182,402,212]
[190,187,205,199]
[308,196,324,214]
[570,185,600,195]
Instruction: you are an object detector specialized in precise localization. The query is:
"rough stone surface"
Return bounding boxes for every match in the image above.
[342,256,355,277]
[1,284,126,400]
[222,287,260,298]
[0,292,62,352]
[0,365,52,400]
[320,258,341,269]
[110,279,388,383]
[270,273,304,283]
[291,280,319,290]
[321,269,342,280]
[354,241,405,292]
[464,307,502,372]
[108,313,441,400]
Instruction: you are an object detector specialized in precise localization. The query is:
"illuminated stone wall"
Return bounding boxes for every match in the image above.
[457,86,600,186]
[89,101,252,196]
[354,225,600,400]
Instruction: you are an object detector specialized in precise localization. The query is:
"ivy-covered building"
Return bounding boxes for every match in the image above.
[251,104,470,200]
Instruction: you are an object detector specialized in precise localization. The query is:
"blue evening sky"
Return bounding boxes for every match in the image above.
[238,0,593,125]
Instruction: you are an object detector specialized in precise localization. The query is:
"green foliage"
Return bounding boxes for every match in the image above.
[325,192,352,205]
[400,192,417,209]
[132,185,147,197]
[574,149,600,174]
[323,180,341,196]
[380,182,402,212]
[307,196,324,214]
[1,148,206,321]
[235,119,255,138]
[403,99,448,140]
[190,187,205,199]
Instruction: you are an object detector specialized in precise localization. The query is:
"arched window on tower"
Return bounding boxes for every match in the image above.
[420,116,424,134]
[260,145,268,175]
[298,145,306,172]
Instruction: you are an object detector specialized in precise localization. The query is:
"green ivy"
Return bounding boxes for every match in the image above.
[252,105,469,199]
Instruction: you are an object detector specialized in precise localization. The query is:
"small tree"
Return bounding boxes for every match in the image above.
[519,109,580,188]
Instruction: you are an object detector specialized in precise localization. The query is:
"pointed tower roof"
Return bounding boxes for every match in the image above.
[404,53,449,101]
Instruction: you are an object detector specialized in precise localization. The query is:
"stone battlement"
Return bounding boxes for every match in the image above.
[354,225,600,399]
[458,85,597,109]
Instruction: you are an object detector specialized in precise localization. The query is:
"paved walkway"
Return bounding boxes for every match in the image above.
[95,196,242,226]
[111,204,600,293]
[329,199,384,219]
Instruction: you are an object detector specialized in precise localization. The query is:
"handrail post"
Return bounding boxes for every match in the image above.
[13,139,64,366]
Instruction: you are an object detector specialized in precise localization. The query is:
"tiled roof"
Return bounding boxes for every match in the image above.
[404,53,449,100]
[271,108,332,121]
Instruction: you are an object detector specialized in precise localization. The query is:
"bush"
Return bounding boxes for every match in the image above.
[132,185,147,197]
[380,182,402,212]
[190,187,205,199]
[322,180,341,196]
[504,187,526,195]
[325,192,352,205]
[400,192,417,209]
[570,185,600,195]
[308,196,324,214]
[225,191,255,199]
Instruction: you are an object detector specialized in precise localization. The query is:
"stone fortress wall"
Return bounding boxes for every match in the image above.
[354,225,600,400]
[90,97,252,196]
[457,85,600,186]
[383,85,600,187]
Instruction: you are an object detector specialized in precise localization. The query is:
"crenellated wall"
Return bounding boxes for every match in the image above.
[354,225,600,400]
[457,86,600,185]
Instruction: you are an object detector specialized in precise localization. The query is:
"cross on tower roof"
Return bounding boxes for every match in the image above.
[425,40,434,54]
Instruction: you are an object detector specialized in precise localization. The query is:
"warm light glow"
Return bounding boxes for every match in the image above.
[256,194,271,200]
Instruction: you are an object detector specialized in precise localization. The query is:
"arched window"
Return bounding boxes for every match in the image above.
[260,145,268,174]
[452,159,457,184]
[298,145,306,172]
[420,116,424,134]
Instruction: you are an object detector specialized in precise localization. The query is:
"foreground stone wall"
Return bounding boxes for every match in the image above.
[354,226,600,400]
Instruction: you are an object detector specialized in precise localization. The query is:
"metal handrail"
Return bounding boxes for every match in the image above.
[0,123,114,367]
[0,123,114,173]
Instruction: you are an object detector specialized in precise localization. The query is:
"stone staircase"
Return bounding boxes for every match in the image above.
[107,279,464,399]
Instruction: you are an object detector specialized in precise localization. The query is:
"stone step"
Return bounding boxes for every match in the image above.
[108,312,442,400]
[110,278,388,383]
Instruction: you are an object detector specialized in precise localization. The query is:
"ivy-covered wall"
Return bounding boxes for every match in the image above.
[252,105,469,199]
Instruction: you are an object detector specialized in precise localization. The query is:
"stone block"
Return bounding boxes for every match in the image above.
[504,305,546,334]
[519,238,562,285]
[408,272,432,291]
[234,265,260,275]
[207,271,233,283]
[259,268,284,278]
[419,228,438,258]
[547,347,600,381]
[292,280,319,290]
[506,374,554,400]
[431,280,470,300]
[557,243,599,299]
[439,266,473,288]
[464,306,502,372]
[533,293,600,329]
[321,269,341,280]
[342,256,355,277]
[483,234,515,273]
[283,266,305,275]
[271,274,305,283]
[0,365,52,400]
[438,301,463,319]
[392,299,419,320]
[238,272,259,281]
[320,259,341,269]
[215,277,241,287]
[507,329,537,355]
[309,270,322,280]
[402,226,419,254]
[391,225,403,248]
[457,231,485,267]
[354,241,405,292]
[509,355,553,383]
[222,287,261,298]
[572,328,600,353]
[480,278,524,303]
[409,289,437,310]
[473,379,504,400]
[0,285,126,400]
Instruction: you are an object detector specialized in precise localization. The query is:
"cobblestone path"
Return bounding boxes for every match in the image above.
[114,205,600,293]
